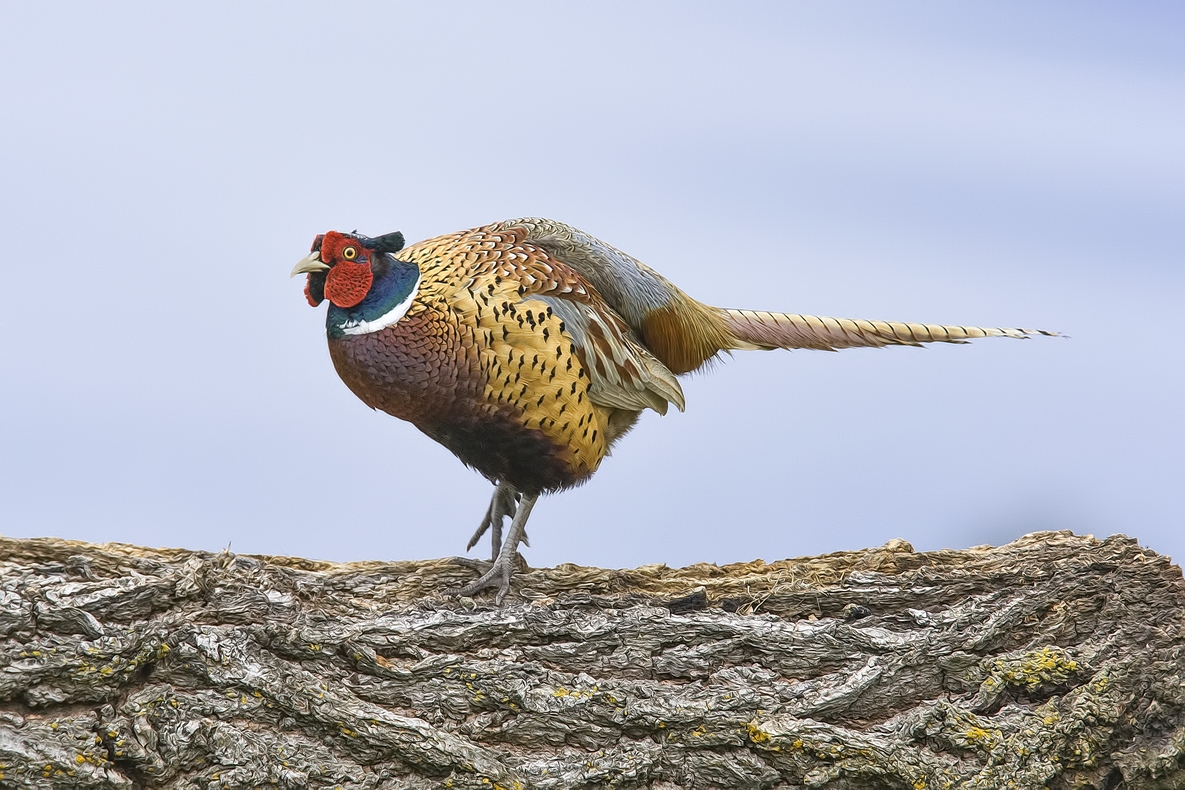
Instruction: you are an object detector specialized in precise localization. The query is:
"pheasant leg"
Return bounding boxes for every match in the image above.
[465,482,521,562]
[455,492,538,604]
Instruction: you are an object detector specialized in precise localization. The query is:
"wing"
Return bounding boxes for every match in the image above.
[486,218,731,374]
[428,224,685,416]
[485,217,676,326]
[533,293,686,415]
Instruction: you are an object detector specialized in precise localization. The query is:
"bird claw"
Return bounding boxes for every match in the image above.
[451,556,492,573]
[464,516,492,552]
[454,552,518,605]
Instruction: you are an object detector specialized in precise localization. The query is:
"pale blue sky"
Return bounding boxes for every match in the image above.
[1,3,1181,567]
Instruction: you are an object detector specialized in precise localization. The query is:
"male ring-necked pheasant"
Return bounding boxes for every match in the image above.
[293,218,1052,602]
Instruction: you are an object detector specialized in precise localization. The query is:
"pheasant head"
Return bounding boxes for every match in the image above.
[292,230,419,338]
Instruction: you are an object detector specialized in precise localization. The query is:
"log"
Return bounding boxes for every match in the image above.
[0,531,1181,789]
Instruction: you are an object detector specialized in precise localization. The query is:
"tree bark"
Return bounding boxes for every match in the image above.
[0,531,1181,789]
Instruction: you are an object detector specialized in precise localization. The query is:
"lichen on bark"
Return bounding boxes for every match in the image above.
[0,531,1182,789]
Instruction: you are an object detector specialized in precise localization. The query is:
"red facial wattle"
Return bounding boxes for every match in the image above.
[324,262,373,308]
[318,231,374,309]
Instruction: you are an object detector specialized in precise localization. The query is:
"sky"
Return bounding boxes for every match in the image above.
[1,2,1181,569]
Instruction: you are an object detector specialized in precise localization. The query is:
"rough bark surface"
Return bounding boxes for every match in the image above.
[0,531,1182,790]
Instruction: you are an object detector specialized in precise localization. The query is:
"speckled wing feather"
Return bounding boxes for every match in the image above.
[488,218,733,375]
[535,295,685,415]
[719,310,1059,351]
[486,217,677,326]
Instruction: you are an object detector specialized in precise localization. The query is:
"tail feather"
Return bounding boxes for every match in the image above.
[720,309,1058,352]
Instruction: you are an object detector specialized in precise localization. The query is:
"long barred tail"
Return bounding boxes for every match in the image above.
[719,308,1059,352]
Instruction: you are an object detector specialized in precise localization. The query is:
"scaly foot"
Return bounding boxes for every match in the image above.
[454,492,538,604]
[454,551,519,604]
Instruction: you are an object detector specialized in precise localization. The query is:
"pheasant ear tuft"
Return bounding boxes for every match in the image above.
[368,232,405,253]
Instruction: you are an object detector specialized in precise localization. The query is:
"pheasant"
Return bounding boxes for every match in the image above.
[292,218,1053,602]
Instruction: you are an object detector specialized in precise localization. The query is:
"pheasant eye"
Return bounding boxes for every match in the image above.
[342,246,358,260]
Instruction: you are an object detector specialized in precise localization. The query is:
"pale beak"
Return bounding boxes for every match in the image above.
[291,251,331,278]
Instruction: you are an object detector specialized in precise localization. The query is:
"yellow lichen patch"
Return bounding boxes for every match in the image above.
[964,726,995,745]
[745,722,770,744]
[552,685,594,700]
[996,646,1080,690]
